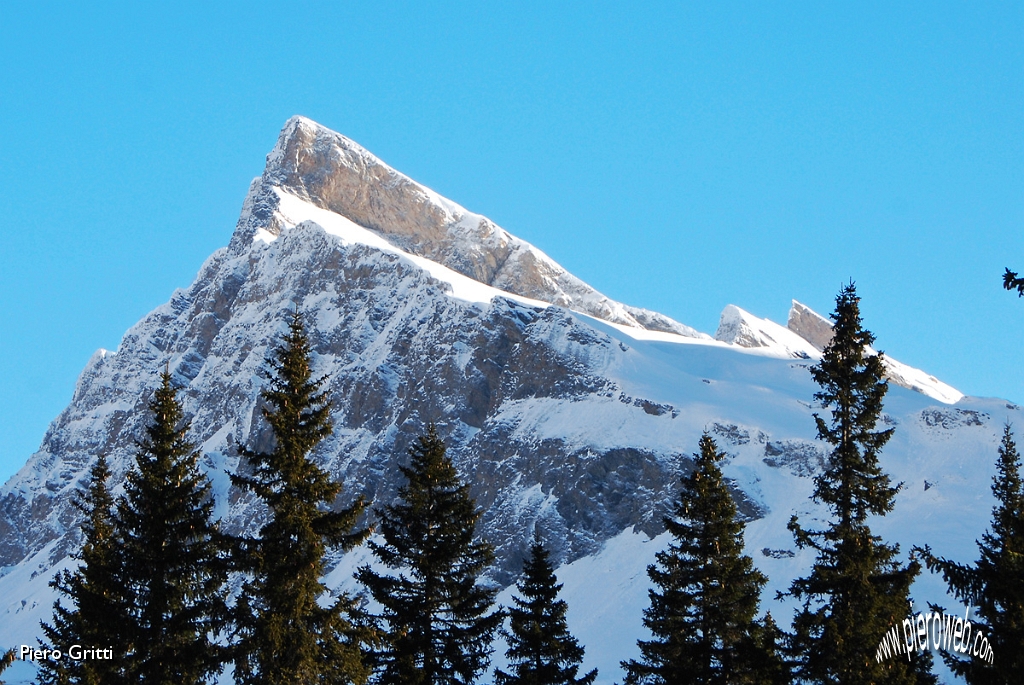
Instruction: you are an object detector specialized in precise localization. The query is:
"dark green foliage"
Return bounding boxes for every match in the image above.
[115,371,228,684]
[231,311,370,685]
[38,455,126,685]
[622,433,770,685]
[494,540,597,685]
[1002,268,1024,297]
[918,425,1024,684]
[357,426,501,685]
[750,613,792,685]
[785,283,926,685]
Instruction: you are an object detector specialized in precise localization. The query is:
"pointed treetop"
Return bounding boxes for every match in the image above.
[622,432,768,685]
[495,539,597,685]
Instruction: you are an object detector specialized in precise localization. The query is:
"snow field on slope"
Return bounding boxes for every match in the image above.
[272,181,964,414]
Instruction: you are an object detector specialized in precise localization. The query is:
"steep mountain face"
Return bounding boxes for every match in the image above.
[232,117,703,338]
[0,117,1013,683]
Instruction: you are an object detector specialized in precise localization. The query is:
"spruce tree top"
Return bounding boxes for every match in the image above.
[622,433,768,685]
[371,425,493,578]
[234,310,341,512]
[38,454,126,685]
[786,283,926,685]
[68,454,121,639]
[808,282,898,524]
[495,539,597,685]
[919,425,1024,683]
[971,425,1024,677]
[77,454,117,586]
[115,370,227,685]
[357,425,500,685]
[230,310,369,685]
[986,424,1024,575]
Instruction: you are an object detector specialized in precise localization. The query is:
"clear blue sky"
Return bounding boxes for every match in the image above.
[1,2,1021,483]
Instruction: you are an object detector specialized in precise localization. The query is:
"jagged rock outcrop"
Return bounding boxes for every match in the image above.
[714,304,818,359]
[716,300,963,404]
[787,299,835,351]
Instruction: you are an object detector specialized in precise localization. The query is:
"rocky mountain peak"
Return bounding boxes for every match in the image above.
[714,304,819,359]
[230,116,703,338]
[713,300,962,403]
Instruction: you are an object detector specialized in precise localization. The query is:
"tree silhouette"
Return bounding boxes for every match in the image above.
[495,539,597,685]
[622,433,769,684]
[115,371,228,684]
[38,455,127,685]
[919,425,1024,683]
[1002,268,1024,297]
[785,283,929,685]
[231,311,370,685]
[357,426,501,685]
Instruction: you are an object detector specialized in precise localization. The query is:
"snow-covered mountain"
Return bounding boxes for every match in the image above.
[0,117,1013,683]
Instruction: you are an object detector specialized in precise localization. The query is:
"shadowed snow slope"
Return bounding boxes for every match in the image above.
[0,117,1000,684]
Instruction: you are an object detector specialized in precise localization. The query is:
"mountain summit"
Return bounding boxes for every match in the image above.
[231,116,703,337]
[0,118,1008,683]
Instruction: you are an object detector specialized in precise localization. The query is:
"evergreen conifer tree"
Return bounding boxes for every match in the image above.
[38,454,127,685]
[115,370,228,684]
[231,311,370,685]
[785,283,926,685]
[918,424,1024,683]
[621,433,770,685]
[356,425,502,685]
[751,612,792,685]
[494,539,597,685]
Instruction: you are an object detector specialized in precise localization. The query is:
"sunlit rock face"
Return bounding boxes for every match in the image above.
[232,116,704,338]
